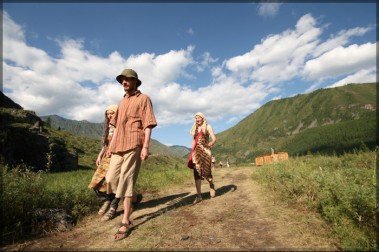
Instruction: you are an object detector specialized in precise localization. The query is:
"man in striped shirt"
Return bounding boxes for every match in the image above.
[104,68,157,241]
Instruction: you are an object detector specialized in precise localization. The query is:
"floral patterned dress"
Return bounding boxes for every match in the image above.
[88,125,115,192]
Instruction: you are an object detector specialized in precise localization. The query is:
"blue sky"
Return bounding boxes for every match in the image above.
[2,3,377,148]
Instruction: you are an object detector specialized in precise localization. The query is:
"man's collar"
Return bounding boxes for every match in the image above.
[124,90,141,98]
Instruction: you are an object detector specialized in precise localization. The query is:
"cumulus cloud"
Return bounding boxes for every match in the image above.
[225,13,321,84]
[225,13,374,93]
[2,10,376,129]
[326,67,376,88]
[313,27,373,57]
[195,52,218,72]
[303,43,376,80]
[3,10,269,127]
[125,47,195,89]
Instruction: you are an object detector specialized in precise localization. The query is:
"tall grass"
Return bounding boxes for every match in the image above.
[252,149,377,251]
[1,155,189,245]
[2,164,46,244]
[137,155,190,192]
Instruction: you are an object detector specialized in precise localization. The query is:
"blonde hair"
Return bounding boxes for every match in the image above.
[190,112,208,137]
[106,104,118,113]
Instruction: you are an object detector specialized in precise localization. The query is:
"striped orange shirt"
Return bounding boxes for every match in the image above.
[109,90,157,153]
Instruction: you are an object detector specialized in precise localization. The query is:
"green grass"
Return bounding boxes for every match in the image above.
[2,164,46,243]
[1,155,189,245]
[45,127,100,169]
[3,147,377,250]
[251,149,377,251]
[137,155,190,192]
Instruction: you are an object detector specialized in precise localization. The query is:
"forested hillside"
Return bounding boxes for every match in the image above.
[213,83,377,163]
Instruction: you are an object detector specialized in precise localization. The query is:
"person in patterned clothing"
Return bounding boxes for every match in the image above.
[88,104,118,215]
[190,112,217,204]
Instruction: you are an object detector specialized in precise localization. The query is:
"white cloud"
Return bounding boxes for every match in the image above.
[2,10,376,129]
[257,2,283,17]
[313,27,373,57]
[2,11,25,41]
[127,46,195,89]
[3,10,269,126]
[226,116,239,124]
[327,68,376,88]
[303,42,376,80]
[225,13,321,84]
[225,12,375,95]
[195,52,218,72]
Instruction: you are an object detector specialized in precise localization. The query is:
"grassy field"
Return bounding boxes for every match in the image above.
[1,155,189,245]
[2,150,377,250]
[251,148,377,251]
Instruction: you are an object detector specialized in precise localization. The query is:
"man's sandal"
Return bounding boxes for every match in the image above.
[131,194,143,213]
[114,222,132,241]
[101,207,116,222]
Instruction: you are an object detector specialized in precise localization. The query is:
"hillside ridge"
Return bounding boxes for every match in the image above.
[213,83,377,163]
[40,115,189,158]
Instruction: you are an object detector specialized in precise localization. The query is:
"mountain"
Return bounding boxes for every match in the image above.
[0,92,78,172]
[40,115,103,140]
[149,139,189,157]
[8,82,375,166]
[40,115,190,158]
[150,142,191,158]
[169,145,192,158]
[212,83,377,163]
[0,92,188,172]
[1,92,23,109]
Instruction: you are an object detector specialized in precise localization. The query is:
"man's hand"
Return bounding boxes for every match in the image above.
[106,149,112,158]
[141,147,149,160]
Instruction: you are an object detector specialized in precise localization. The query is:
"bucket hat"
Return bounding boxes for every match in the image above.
[116,69,142,87]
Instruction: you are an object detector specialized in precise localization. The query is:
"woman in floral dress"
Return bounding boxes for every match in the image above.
[88,104,118,215]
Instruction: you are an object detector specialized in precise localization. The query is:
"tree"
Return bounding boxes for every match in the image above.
[45,117,52,128]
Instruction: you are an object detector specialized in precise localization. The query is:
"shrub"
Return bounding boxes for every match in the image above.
[1,155,189,245]
[252,150,377,251]
[2,164,46,243]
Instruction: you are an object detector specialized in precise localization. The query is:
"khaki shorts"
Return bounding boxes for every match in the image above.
[105,147,142,198]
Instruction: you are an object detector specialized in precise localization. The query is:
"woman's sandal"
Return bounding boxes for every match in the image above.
[114,222,133,241]
[101,207,116,222]
[210,183,216,198]
[97,201,111,215]
[193,196,202,204]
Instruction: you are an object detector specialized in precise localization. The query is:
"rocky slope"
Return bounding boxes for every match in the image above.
[1,91,78,172]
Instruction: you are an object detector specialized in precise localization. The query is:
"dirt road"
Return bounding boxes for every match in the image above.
[4,166,340,251]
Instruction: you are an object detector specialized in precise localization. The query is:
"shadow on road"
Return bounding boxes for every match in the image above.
[131,184,237,230]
